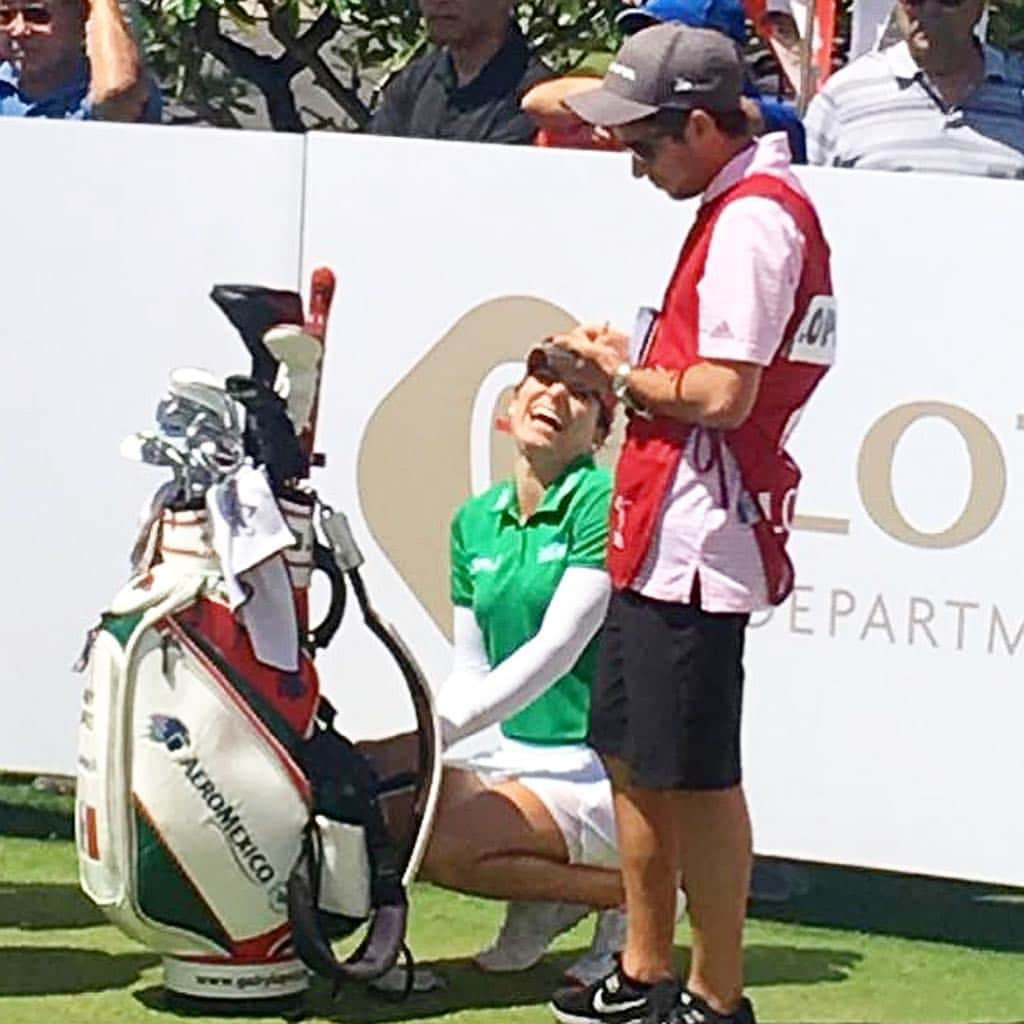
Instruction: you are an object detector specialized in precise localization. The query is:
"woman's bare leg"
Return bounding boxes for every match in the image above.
[419,767,623,908]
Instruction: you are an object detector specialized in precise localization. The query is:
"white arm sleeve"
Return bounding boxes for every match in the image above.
[437,566,611,747]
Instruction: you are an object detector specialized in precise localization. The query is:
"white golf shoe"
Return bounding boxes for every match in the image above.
[562,891,688,988]
[562,907,627,987]
[474,900,589,973]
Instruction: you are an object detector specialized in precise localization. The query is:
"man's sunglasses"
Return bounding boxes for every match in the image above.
[622,134,669,165]
[0,4,53,26]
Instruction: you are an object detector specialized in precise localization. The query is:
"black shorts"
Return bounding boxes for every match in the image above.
[589,588,749,791]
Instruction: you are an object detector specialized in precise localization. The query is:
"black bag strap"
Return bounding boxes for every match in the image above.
[286,825,411,985]
[287,712,412,988]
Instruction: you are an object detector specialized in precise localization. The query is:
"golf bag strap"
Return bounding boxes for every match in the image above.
[287,824,409,984]
[288,700,410,984]
[345,571,438,871]
[313,700,406,908]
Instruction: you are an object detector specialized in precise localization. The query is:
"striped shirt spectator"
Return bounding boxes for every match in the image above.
[805,41,1024,179]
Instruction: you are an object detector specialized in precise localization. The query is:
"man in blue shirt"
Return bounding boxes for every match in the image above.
[0,0,159,121]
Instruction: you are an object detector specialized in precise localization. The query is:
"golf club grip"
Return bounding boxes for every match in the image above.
[302,266,337,466]
[305,267,336,343]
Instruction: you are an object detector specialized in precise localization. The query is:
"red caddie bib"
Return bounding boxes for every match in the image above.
[608,173,835,605]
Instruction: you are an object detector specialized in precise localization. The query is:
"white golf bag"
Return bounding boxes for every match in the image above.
[74,273,441,1011]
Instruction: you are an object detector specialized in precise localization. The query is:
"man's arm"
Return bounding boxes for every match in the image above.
[521,74,601,132]
[554,194,805,429]
[84,0,150,121]
[551,331,763,430]
[632,360,763,428]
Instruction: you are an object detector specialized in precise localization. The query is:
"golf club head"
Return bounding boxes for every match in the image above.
[155,396,193,438]
[121,432,182,467]
[191,434,243,479]
[120,432,152,463]
[184,409,239,448]
[167,368,240,435]
[121,432,189,499]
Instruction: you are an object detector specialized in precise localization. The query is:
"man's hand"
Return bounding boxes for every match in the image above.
[550,323,628,382]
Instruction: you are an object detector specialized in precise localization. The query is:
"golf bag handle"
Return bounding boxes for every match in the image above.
[306,541,346,653]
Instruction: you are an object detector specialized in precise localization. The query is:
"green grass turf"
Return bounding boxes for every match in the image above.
[3,787,1024,1024]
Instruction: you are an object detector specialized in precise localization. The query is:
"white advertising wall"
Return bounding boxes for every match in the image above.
[2,122,1022,887]
[301,139,1024,888]
[0,119,305,783]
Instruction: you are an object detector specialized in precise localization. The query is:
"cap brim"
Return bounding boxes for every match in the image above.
[526,343,613,404]
[563,85,659,127]
[615,9,659,32]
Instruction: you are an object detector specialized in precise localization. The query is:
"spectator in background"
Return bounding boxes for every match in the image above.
[367,0,551,144]
[804,0,1024,178]
[522,0,806,162]
[0,0,159,120]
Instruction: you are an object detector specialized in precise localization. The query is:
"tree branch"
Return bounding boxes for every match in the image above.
[195,5,302,130]
[264,4,370,127]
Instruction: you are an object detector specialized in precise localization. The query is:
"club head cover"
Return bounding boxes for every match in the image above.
[226,375,307,489]
[264,325,323,435]
[210,285,304,388]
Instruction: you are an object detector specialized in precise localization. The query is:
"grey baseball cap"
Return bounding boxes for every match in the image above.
[564,22,744,127]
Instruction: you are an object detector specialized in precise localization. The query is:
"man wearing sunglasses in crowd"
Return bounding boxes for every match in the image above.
[804,0,1024,177]
[0,0,159,120]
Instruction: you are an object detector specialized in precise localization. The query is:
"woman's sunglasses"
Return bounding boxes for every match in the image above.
[0,4,53,27]
[529,366,601,405]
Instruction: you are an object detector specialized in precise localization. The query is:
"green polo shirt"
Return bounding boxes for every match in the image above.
[450,457,612,745]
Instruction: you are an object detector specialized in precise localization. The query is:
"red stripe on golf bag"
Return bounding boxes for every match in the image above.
[173,598,318,742]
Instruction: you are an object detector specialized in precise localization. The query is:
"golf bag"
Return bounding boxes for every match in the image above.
[74,271,441,1010]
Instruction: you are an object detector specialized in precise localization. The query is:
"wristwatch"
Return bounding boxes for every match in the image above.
[611,360,651,418]
[611,360,633,402]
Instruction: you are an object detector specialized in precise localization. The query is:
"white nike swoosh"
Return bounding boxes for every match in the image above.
[593,989,648,1014]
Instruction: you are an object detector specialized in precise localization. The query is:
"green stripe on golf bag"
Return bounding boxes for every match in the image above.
[134,804,233,951]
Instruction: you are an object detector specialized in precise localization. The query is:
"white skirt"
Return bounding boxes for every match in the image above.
[445,737,619,869]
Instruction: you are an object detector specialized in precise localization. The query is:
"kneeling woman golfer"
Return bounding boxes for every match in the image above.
[418,342,632,985]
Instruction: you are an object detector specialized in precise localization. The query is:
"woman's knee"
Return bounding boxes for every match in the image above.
[419,825,482,887]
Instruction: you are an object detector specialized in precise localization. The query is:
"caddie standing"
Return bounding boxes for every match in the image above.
[547,23,836,1024]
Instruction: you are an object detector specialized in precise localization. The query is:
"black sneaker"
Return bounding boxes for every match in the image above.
[659,988,757,1024]
[550,966,678,1024]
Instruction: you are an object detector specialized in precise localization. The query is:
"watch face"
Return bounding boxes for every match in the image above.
[612,363,632,396]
